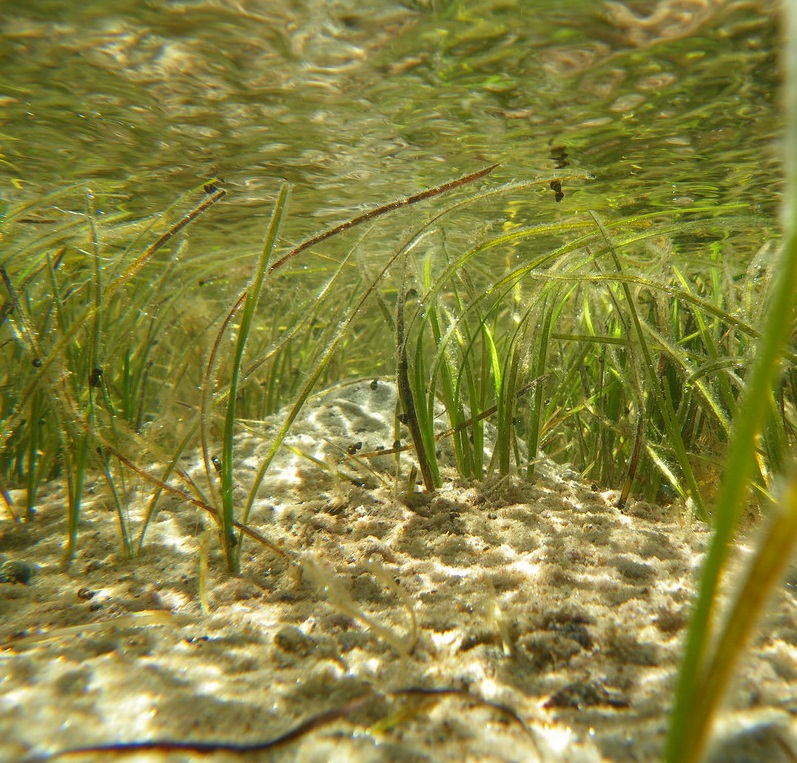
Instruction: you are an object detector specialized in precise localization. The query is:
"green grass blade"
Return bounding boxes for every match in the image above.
[219,182,289,572]
[399,252,438,491]
[670,470,797,763]
[240,234,408,527]
[526,296,554,481]
[666,4,797,757]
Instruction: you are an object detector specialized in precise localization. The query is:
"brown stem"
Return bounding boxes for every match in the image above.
[268,164,499,274]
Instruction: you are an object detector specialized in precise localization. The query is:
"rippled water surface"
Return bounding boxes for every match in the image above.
[1,0,781,247]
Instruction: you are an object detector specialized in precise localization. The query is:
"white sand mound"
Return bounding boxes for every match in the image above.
[2,379,797,762]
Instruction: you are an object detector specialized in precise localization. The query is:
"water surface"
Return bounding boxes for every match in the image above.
[0,0,781,253]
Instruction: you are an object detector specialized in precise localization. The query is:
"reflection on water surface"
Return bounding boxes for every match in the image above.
[0,0,781,251]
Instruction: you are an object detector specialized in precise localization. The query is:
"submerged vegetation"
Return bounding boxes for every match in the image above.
[0,161,789,554]
[1,0,794,760]
[0,167,786,557]
[1,130,795,760]
[0,12,793,760]
[0,155,791,537]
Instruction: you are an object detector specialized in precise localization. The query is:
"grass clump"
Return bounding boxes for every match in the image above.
[1,168,789,563]
[0,165,506,571]
[395,201,785,518]
[0,140,794,762]
[1,182,228,562]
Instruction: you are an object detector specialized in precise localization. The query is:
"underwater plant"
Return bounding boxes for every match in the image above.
[664,2,797,760]
[0,161,787,566]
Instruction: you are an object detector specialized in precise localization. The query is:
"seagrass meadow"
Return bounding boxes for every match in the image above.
[1,0,796,761]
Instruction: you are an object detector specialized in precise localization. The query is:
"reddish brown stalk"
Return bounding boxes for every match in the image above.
[48,698,370,759]
[106,186,226,300]
[268,164,499,274]
[45,686,536,760]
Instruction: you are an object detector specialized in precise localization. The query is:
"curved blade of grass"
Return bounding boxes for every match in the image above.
[239,233,413,528]
[219,182,289,572]
[672,471,797,763]
[666,5,797,758]
[401,254,439,491]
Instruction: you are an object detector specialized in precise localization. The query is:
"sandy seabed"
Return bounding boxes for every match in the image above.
[2,379,797,762]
